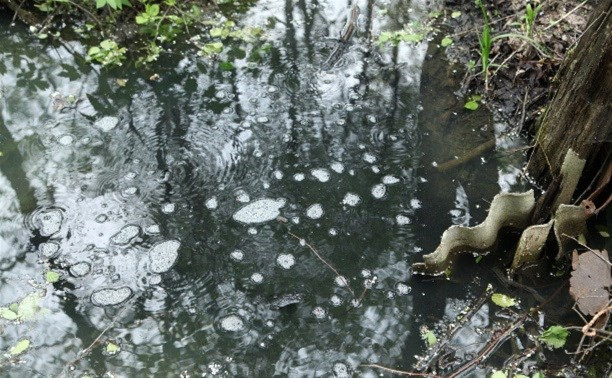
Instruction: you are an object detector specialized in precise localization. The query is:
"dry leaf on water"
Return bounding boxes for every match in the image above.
[569,249,611,316]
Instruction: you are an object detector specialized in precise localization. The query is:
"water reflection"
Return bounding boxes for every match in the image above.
[0,0,526,375]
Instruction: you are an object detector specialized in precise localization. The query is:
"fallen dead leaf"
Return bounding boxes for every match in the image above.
[569,249,611,316]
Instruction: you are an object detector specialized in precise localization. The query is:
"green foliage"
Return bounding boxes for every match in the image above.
[421,329,437,346]
[464,94,482,110]
[378,21,432,46]
[9,339,30,356]
[491,293,516,307]
[539,325,569,348]
[87,39,127,66]
[491,371,507,378]
[451,11,462,19]
[441,36,453,47]
[45,271,61,283]
[96,0,132,10]
[524,2,543,37]
[106,341,120,354]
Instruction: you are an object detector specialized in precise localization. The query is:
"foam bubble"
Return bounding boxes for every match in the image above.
[40,242,60,258]
[334,276,348,287]
[161,203,176,214]
[306,204,323,219]
[91,286,133,306]
[149,240,180,273]
[220,314,245,331]
[410,199,422,209]
[293,173,305,182]
[330,162,344,173]
[205,196,218,210]
[371,184,386,199]
[276,254,295,270]
[363,152,376,163]
[395,282,411,295]
[342,193,361,207]
[145,225,160,234]
[34,209,63,237]
[110,225,141,245]
[251,272,264,283]
[232,198,286,224]
[330,295,343,307]
[235,190,250,203]
[58,134,74,145]
[396,215,411,225]
[312,306,327,319]
[328,228,338,236]
[230,250,244,261]
[95,116,119,132]
[333,363,351,378]
[311,168,330,182]
[70,262,91,277]
[273,170,283,180]
[382,175,400,185]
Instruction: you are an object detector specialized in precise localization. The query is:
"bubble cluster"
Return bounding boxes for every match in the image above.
[34,209,63,237]
[94,116,119,132]
[148,240,181,273]
[371,184,386,199]
[205,196,218,210]
[276,253,295,270]
[91,286,133,306]
[382,175,400,185]
[220,314,245,332]
[306,204,323,219]
[39,242,60,258]
[342,193,361,207]
[110,225,140,245]
[232,198,286,224]
[230,249,244,261]
[311,168,330,182]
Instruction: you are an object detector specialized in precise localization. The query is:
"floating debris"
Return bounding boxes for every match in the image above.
[311,168,331,182]
[110,225,140,245]
[91,286,133,306]
[232,198,286,224]
[306,204,324,219]
[149,240,181,273]
[271,293,304,309]
[95,116,119,132]
[220,314,244,332]
[342,193,361,207]
[371,184,386,199]
[276,253,295,269]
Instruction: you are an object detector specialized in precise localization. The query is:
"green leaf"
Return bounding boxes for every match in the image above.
[491,371,507,378]
[45,271,60,283]
[539,325,569,348]
[475,255,483,263]
[451,11,462,18]
[578,233,587,245]
[135,14,149,25]
[106,342,120,354]
[491,293,516,307]
[422,330,437,346]
[531,372,544,378]
[440,37,453,47]
[17,291,46,321]
[96,0,106,9]
[219,61,235,71]
[398,32,423,42]
[209,28,225,37]
[0,307,18,320]
[9,339,30,356]
[471,94,483,101]
[147,4,160,17]
[464,100,479,110]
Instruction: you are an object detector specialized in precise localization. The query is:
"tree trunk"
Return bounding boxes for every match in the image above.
[527,0,612,221]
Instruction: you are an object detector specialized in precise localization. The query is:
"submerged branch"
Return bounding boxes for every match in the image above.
[436,139,495,173]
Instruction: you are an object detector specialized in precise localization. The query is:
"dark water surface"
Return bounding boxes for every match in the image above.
[0,0,527,376]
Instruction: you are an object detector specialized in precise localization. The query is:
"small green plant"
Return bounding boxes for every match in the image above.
[475,0,492,90]
[378,21,432,46]
[96,0,132,10]
[524,2,543,38]
[464,94,482,110]
[87,39,127,66]
[539,325,569,348]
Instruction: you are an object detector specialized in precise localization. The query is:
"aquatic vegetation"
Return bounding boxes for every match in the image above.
[87,40,127,66]
[539,325,569,349]
[491,293,516,308]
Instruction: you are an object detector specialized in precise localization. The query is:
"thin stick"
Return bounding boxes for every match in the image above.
[544,1,589,30]
[436,139,496,173]
[288,231,356,298]
[360,364,441,377]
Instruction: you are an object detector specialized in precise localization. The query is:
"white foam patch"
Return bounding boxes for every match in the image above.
[230,250,244,261]
[335,276,348,287]
[395,283,411,295]
[363,152,377,163]
[110,225,141,245]
[149,240,180,273]
[330,162,344,173]
[330,295,343,307]
[312,306,327,319]
[205,196,218,210]
[35,209,63,237]
[220,315,244,331]
[70,262,91,277]
[274,170,283,180]
[276,253,295,269]
[251,272,264,283]
[371,184,386,199]
[410,199,422,209]
[95,116,119,132]
[161,203,176,214]
[396,215,411,225]
[40,242,60,258]
[232,198,286,224]
[333,363,351,378]
[382,175,400,185]
[342,193,361,207]
[306,204,323,219]
[235,190,250,203]
[293,173,305,182]
[58,135,74,145]
[145,225,160,234]
[311,168,330,182]
[91,286,133,306]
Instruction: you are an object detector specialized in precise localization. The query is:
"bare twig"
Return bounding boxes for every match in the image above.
[288,231,356,298]
[544,1,589,30]
[436,139,496,173]
[360,364,441,377]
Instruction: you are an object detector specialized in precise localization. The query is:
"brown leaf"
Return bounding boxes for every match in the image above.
[569,249,611,316]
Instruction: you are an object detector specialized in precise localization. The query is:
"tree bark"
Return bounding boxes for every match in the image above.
[527,0,612,219]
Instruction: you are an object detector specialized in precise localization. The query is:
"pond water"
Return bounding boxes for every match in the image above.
[0,0,528,376]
